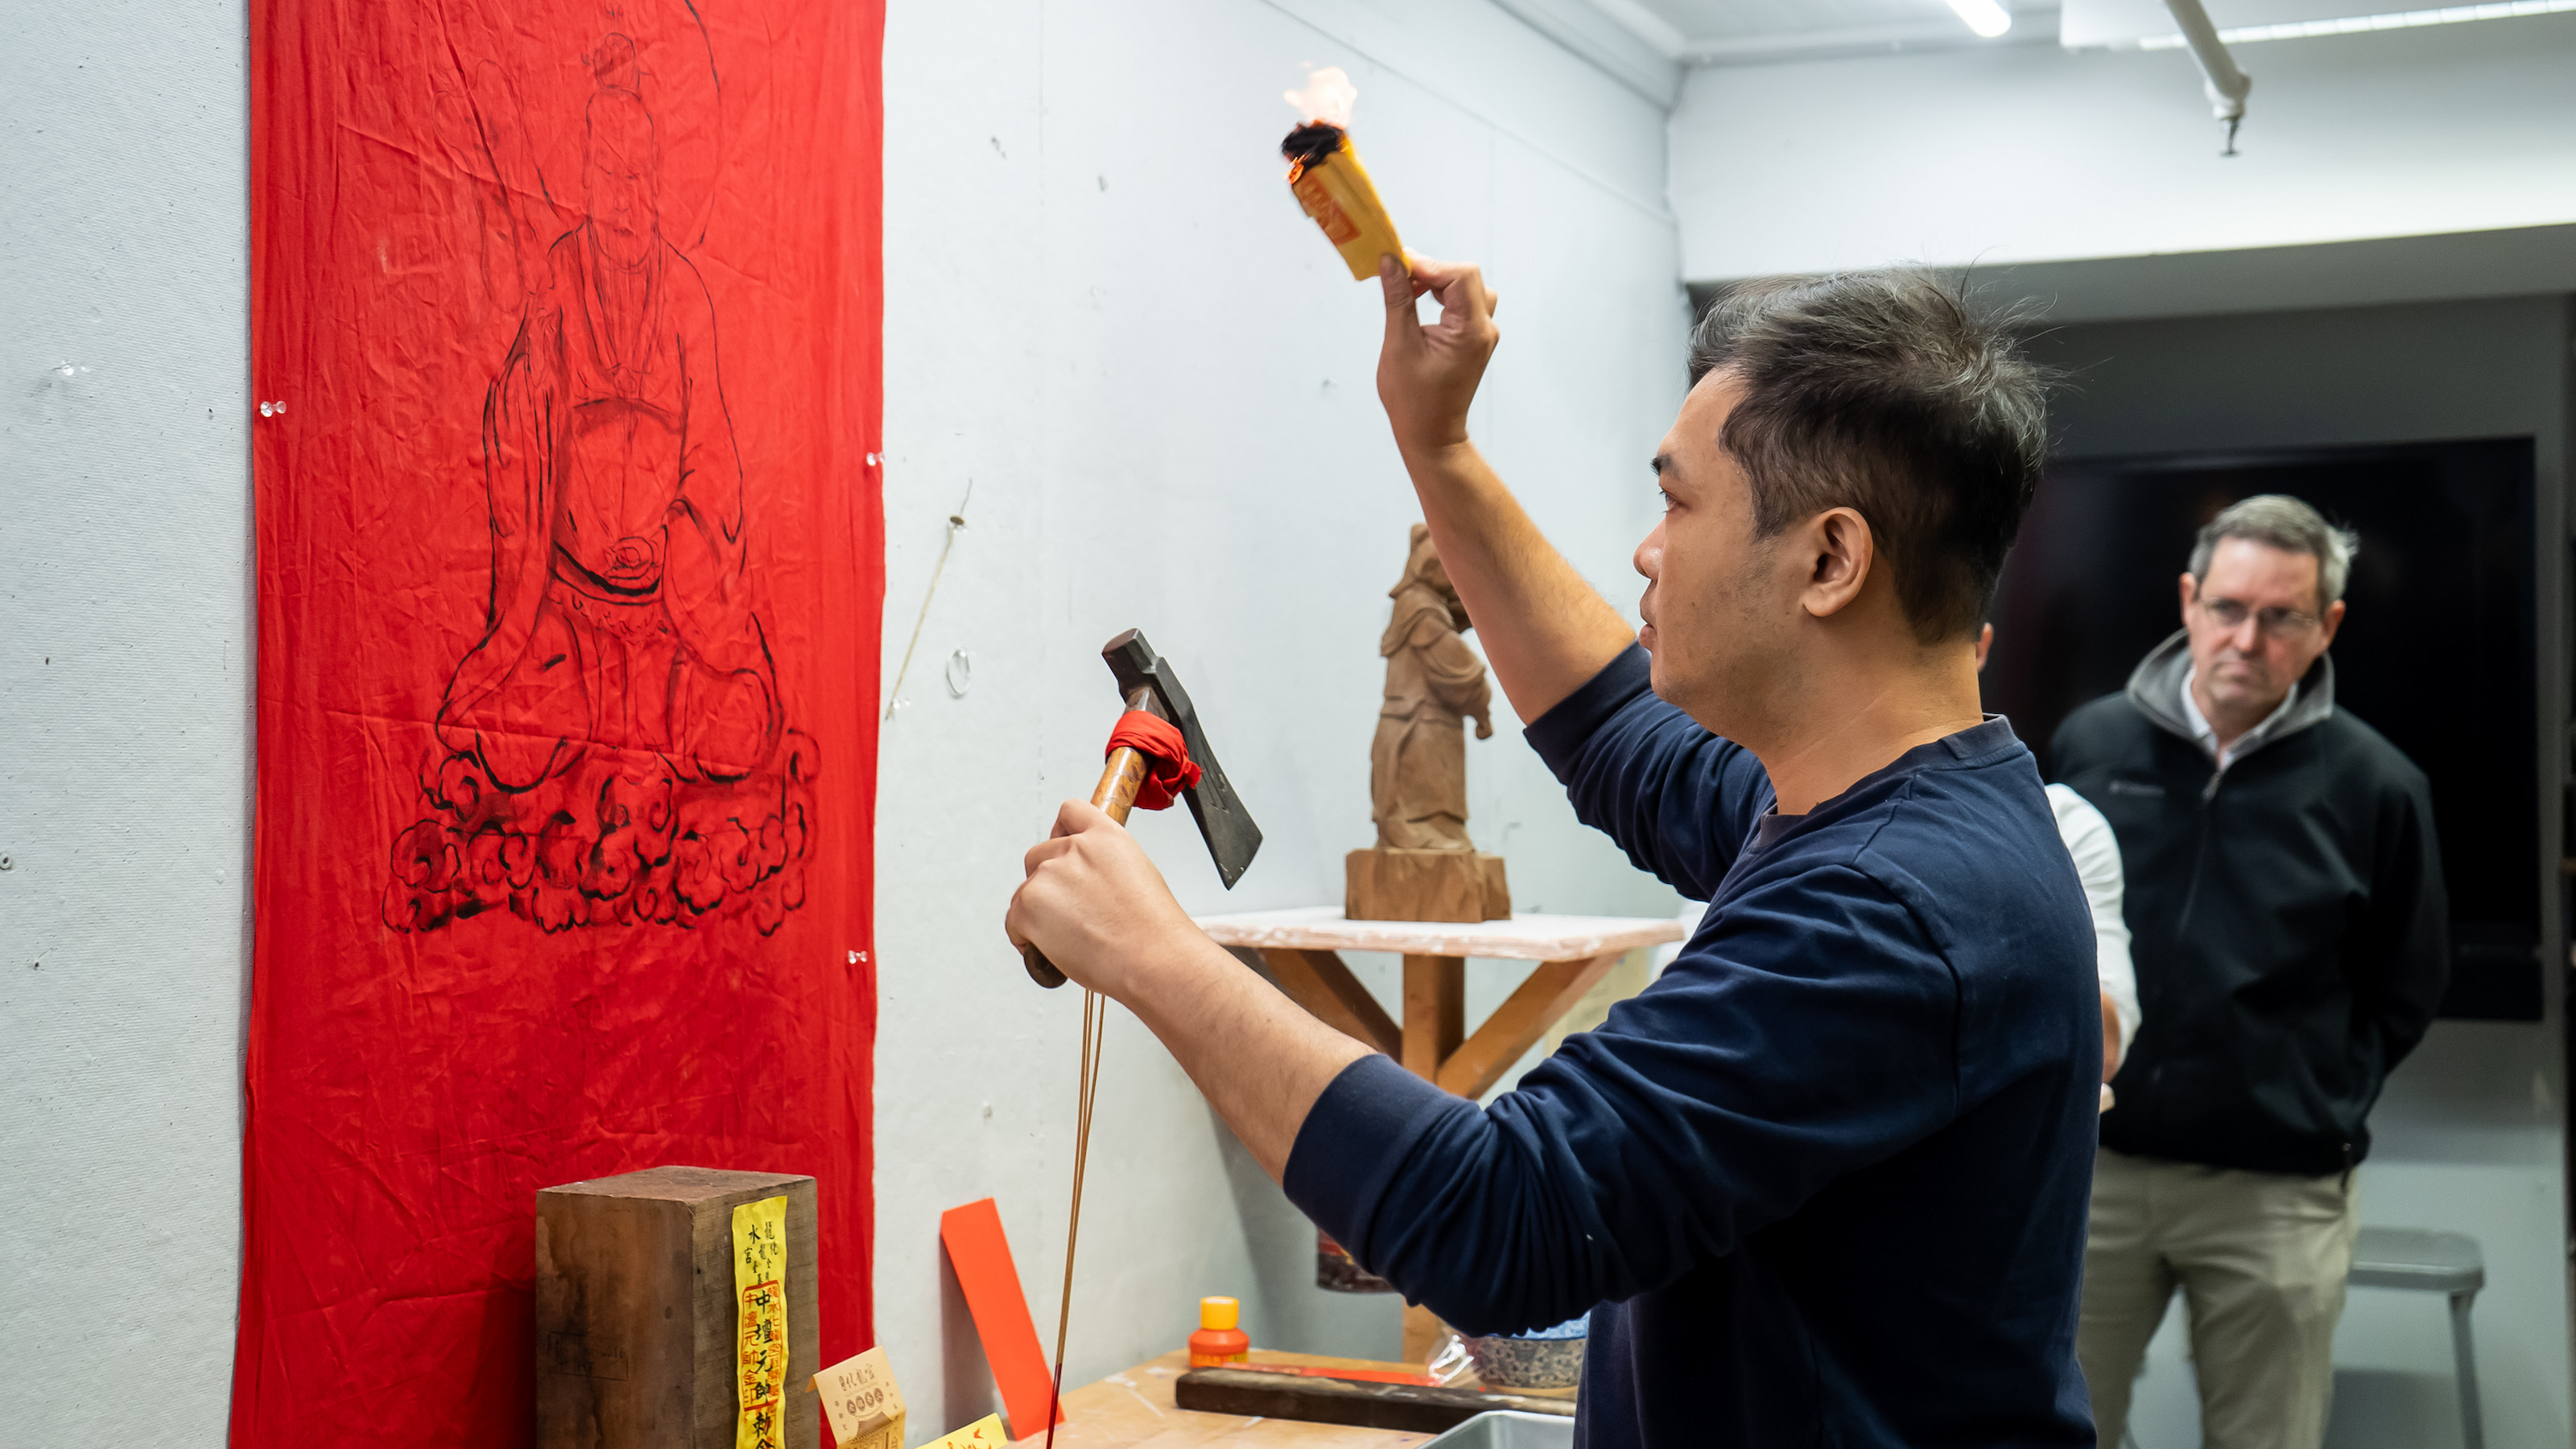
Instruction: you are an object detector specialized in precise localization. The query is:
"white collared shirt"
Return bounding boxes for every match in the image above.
[2042,784,2139,1113]
[2179,667,2299,771]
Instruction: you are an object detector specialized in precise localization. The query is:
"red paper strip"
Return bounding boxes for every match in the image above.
[237,2,885,1444]
[939,1199,1066,1439]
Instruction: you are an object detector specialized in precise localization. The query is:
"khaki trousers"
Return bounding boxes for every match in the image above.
[2079,1148,2359,1449]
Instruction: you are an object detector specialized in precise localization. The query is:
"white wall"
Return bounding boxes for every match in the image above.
[0,1,1682,1443]
[1670,14,2576,281]
[876,0,1689,1437]
[2025,295,2572,1449]
[0,2,252,1445]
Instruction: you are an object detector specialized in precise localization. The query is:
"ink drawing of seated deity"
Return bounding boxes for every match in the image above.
[386,43,815,938]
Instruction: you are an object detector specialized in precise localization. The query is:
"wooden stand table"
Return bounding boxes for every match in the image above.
[1194,907,1686,1099]
[1196,906,1689,1360]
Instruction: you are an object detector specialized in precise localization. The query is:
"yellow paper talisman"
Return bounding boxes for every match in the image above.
[733,1195,791,1449]
[1286,134,1404,281]
[924,1413,1007,1448]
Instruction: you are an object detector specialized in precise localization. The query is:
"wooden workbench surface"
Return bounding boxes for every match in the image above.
[1011,1349,1435,1447]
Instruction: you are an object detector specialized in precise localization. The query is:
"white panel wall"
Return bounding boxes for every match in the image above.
[2027,296,2572,1449]
[877,0,1689,1437]
[1670,14,2576,280]
[0,2,253,1445]
[0,1,1683,1443]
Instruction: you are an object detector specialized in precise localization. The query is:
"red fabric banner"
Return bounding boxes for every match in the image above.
[240,3,882,1443]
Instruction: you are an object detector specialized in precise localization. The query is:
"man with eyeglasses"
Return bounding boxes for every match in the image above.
[2050,493,2448,1449]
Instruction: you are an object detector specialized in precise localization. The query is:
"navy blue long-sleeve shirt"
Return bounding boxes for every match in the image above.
[1282,646,2101,1447]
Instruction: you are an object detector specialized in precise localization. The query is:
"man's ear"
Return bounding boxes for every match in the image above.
[2176,572,2197,623]
[1799,506,1875,620]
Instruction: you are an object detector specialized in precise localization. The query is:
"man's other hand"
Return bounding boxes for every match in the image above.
[1005,799,1199,1000]
[1377,254,1501,459]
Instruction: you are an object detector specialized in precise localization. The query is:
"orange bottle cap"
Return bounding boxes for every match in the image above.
[1199,1296,1240,1331]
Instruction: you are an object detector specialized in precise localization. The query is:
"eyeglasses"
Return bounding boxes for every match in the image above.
[2195,595,2322,638]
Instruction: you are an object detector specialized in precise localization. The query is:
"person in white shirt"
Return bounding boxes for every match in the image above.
[2050,781,2139,1104]
[1980,625,2140,1102]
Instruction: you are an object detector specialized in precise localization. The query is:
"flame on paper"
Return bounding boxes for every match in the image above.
[1284,65,1357,129]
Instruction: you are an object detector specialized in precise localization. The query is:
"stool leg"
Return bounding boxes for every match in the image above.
[2448,1289,2483,1449]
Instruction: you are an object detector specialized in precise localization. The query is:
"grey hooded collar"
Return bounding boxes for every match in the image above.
[2124,628,2336,769]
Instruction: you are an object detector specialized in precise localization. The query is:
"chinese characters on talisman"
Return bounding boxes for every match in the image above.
[732,1195,791,1449]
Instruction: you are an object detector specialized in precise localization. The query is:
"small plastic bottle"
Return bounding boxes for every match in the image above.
[1187,1295,1250,1367]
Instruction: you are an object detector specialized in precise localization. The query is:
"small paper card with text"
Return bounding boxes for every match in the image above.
[815,1345,905,1449]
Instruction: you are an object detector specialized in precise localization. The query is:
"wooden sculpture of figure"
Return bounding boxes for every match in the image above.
[1375,523,1492,846]
[1348,524,1509,920]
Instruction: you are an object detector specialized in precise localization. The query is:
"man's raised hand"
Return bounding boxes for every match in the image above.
[1377,254,1501,460]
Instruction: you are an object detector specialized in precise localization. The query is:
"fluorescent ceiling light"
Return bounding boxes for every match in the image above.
[1947,0,2018,35]
[2134,0,2576,48]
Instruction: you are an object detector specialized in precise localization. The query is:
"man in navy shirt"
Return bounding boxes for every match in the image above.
[1008,258,2101,1447]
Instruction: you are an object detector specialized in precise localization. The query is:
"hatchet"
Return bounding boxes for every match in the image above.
[1021,630,1263,988]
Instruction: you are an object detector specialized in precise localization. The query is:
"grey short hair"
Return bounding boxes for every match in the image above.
[2187,494,2359,609]
[1690,270,2050,643]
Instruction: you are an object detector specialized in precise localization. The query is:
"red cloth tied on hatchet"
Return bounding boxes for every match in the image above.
[1107,710,1201,810]
[1021,629,1259,991]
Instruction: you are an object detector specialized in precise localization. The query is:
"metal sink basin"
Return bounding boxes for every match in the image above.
[1419,1410,1577,1448]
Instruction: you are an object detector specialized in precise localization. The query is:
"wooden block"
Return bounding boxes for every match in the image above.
[1171,1368,1575,1434]
[1344,849,1508,923]
[536,1165,820,1449]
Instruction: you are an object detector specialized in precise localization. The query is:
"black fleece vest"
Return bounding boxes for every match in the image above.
[2050,691,2449,1175]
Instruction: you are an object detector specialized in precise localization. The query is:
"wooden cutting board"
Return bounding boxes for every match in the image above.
[1174,1367,1575,1434]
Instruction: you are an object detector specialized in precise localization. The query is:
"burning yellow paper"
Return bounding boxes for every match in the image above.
[1282,67,1403,280]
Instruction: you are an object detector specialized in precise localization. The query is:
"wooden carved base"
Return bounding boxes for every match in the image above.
[1345,848,1509,923]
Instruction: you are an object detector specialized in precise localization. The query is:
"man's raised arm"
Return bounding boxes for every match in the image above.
[1376,255,1637,722]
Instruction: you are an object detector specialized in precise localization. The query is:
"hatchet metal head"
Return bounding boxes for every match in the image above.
[1102,629,1261,888]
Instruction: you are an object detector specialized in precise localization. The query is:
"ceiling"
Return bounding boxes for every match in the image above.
[1488,0,2066,104]
[1637,0,2008,38]
[1583,0,2061,61]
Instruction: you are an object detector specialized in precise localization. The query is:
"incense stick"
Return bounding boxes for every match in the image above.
[1042,987,1105,1448]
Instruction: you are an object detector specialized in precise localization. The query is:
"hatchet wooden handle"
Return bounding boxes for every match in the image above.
[1021,746,1151,988]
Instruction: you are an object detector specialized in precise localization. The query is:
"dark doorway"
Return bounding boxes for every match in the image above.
[1982,438,2540,1019]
